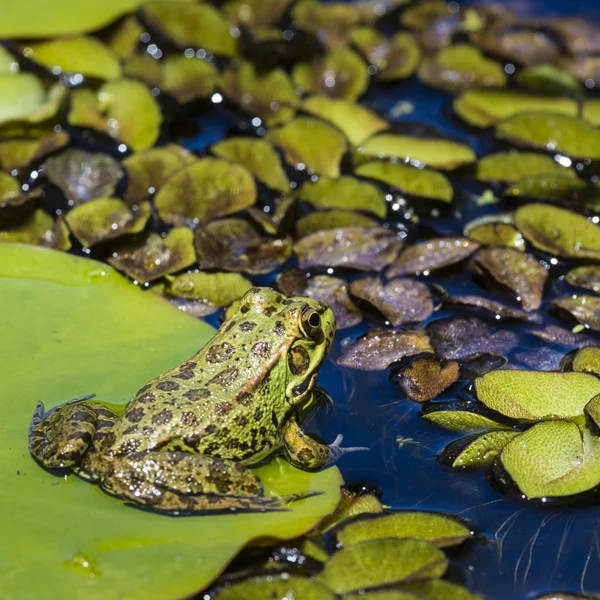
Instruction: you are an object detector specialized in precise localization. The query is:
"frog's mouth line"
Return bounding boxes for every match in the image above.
[292,372,316,401]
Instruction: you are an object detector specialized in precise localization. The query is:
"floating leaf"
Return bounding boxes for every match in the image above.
[349,277,433,326]
[515,347,566,371]
[293,48,369,101]
[222,0,293,27]
[387,237,479,277]
[248,196,296,235]
[514,203,600,261]
[546,17,600,55]
[444,294,540,323]
[531,324,598,349]
[107,228,196,284]
[22,36,121,80]
[355,162,453,203]
[454,90,577,128]
[65,198,151,247]
[429,316,519,360]
[107,15,143,60]
[319,487,384,533]
[267,117,348,178]
[474,151,576,183]
[401,580,484,600]
[294,227,403,271]
[0,47,18,73]
[195,218,291,275]
[572,347,600,376]
[465,220,525,252]
[461,353,508,378]
[44,149,123,206]
[212,138,289,193]
[298,176,386,217]
[295,210,378,238]
[552,295,600,332]
[316,538,447,594]
[504,174,595,206]
[392,355,459,402]
[213,574,336,600]
[160,56,217,104]
[582,99,600,126]
[443,431,519,470]
[301,96,389,146]
[475,370,600,420]
[471,247,548,311]
[0,209,70,250]
[560,56,600,91]
[515,64,582,97]
[419,44,506,93]
[356,134,476,171]
[566,266,600,294]
[0,244,341,598]
[422,408,511,434]
[0,172,40,209]
[334,511,471,548]
[155,159,256,226]
[337,329,433,371]
[0,131,69,172]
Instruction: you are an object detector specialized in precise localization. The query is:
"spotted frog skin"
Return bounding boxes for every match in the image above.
[29,287,341,514]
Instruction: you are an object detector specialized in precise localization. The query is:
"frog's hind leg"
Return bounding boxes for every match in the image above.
[29,399,118,469]
[98,451,318,514]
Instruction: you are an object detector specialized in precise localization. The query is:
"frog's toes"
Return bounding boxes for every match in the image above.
[325,434,369,467]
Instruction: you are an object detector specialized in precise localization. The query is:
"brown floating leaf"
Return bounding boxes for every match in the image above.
[471,247,548,311]
[566,266,600,294]
[294,226,403,271]
[428,316,519,360]
[393,355,460,402]
[194,218,291,275]
[222,0,292,27]
[337,328,433,371]
[349,276,433,326]
[107,228,196,284]
[551,295,600,332]
[460,353,508,378]
[154,158,256,227]
[43,149,123,206]
[0,209,70,250]
[445,294,542,323]
[561,56,600,89]
[295,209,378,239]
[532,324,598,348]
[515,347,565,371]
[65,198,151,247]
[0,131,69,172]
[386,237,479,278]
[546,17,600,55]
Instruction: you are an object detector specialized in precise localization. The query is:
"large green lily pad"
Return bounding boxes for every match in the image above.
[0,243,342,599]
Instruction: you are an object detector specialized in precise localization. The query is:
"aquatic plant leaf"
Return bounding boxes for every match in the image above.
[454,90,577,128]
[552,295,600,332]
[387,237,479,277]
[0,131,69,172]
[429,316,519,360]
[401,580,484,600]
[107,228,196,284]
[316,538,447,594]
[301,96,389,146]
[350,28,420,81]
[337,328,433,371]
[334,511,471,548]
[496,113,600,160]
[194,218,291,275]
[504,174,594,205]
[566,266,600,294]
[65,198,151,247]
[561,56,600,91]
[140,1,237,57]
[213,574,336,600]
[155,159,256,226]
[318,488,384,533]
[248,195,296,236]
[44,149,123,206]
[222,0,292,27]
[465,221,525,251]
[298,176,386,217]
[23,36,121,80]
[267,117,348,178]
[294,227,403,271]
[0,244,342,598]
[349,277,433,326]
[546,17,600,55]
[572,347,600,376]
[0,47,17,73]
[515,347,566,372]
[582,99,600,127]
[514,203,600,261]
[422,409,511,434]
[444,431,519,470]
[472,247,547,311]
[531,324,598,349]
[0,172,40,209]
[355,162,453,203]
[419,44,506,93]
[160,56,217,104]
[342,589,419,600]
[460,353,508,379]
[475,370,600,421]
[293,48,369,101]
[474,151,576,183]
[295,210,378,238]
[515,64,582,97]
[393,355,459,402]
[219,62,298,126]
[107,15,143,60]
[446,293,541,322]
[500,421,600,499]
[0,209,70,250]
[212,138,289,194]
[356,134,476,171]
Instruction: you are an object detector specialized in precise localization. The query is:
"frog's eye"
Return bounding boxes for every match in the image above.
[300,307,321,338]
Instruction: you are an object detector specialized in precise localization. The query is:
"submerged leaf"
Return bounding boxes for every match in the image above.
[566,266,600,294]
[552,295,600,332]
[393,355,459,402]
[532,324,598,349]
[443,431,519,470]
[295,210,378,239]
[0,209,70,250]
[474,151,576,183]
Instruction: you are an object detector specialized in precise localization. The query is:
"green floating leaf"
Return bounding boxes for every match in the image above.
[107,15,144,60]
[454,90,577,128]
[295,209,378,238]
[316,538,447,594]
[334,511,471,548]
[211,137,290,194]
[267,117,348,178]
[154,158,257,226]
[500,421,600,499]
[248,195,296,235]
[160,56,217,104]
[222,0,292,27]
[298,176,386,217]
[0,130,69,172]
[475,370,600,421]
[356,133,476,171]
[552,295,600,332]
[0,209,70,250]
[514,203,600,261]
[213,574,336,600]
[342,590,419,600]
[464,219,525,251]
[394,355,460,402]
[422,409,511,434]
[572,347,600,375]
[356,162,453,203]
[443,431,519,470]
[474,151,576,183]
[0,243,341,598]
[582,99,600,127]
[318,487,383,533]
[504,174,594,206]
[0,172,39,209]
[401,580,484,600]
[22,36,121,80]
[0,46,17,73]
[301,96,389,146]
[515,64,582,97]
[566,265,600,294]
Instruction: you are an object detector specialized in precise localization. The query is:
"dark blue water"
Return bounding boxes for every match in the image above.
[183,2,600,597]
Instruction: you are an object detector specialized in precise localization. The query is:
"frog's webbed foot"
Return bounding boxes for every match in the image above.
[98,451,319,514]
[323,434,369,468]
[29,398,118,469]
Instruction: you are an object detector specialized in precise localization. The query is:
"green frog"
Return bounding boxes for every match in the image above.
[29,287,357,514]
